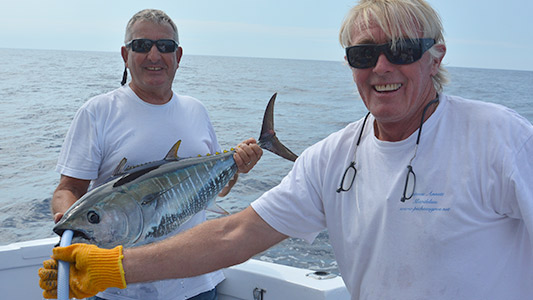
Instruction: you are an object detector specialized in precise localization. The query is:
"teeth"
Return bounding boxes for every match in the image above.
[374,83,402,92]
[147,67,162,71]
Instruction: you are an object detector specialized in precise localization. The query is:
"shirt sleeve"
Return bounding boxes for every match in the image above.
[251,144,328,244]
[505,132,533,248]
[55,103,102,180]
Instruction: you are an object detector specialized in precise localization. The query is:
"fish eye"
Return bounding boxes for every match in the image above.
[87,210,100,224]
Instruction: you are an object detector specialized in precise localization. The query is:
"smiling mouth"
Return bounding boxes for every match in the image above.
[374,83,402,92]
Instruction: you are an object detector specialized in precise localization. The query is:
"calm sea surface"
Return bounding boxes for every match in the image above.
[1,48,532,273]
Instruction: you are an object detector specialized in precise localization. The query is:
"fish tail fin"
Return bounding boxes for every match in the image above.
[258,93,298,162]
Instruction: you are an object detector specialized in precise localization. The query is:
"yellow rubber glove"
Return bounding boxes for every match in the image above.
[38,244,126,299]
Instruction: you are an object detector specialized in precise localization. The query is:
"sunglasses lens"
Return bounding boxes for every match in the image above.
[131,39,154,53]
[155,40,177,53]
[387,40,423,65]
[346,45,378,69]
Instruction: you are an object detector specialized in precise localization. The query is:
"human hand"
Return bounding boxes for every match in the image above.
[53,212,63,224]
[218,138,262,197]
[38,244,126,299]
[233,138,263,174]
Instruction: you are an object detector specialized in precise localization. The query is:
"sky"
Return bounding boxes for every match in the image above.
[1,0,532,71]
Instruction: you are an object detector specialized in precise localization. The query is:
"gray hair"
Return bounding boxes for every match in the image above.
[124,9,179,44]
[339,0,448,91]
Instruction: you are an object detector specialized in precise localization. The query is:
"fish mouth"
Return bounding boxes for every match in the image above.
[54,228,93,243]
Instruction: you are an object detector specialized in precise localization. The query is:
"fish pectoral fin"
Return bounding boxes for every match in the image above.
[206,203,229,215]
[141,192,163,205]
[113,165,160,188]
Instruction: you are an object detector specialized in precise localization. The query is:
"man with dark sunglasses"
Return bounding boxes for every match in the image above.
[40,1,533,299]
[47,8,262,300]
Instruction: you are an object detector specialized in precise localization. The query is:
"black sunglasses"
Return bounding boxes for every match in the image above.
[346,38,435,69]
[125,39,179,53]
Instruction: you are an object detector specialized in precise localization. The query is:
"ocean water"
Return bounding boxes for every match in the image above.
[0,48,532,274]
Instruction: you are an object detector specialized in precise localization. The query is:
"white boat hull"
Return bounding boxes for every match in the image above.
[0,238,349,300]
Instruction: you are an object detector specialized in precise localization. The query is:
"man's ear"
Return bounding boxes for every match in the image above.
[121,46,129,66]
[430,43,446,76]
[176,46,183,67]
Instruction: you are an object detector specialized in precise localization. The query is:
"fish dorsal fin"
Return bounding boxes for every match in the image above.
[111,157,128,176]
[165,140,181,161]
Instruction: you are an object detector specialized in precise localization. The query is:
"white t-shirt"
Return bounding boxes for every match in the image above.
[252,94,533,300]
[57,85,224,300]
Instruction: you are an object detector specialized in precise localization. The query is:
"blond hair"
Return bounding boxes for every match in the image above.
[339,0,448,91]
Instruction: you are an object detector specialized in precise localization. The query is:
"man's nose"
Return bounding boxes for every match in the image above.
[146,45,161,61]
[372,53,394,73]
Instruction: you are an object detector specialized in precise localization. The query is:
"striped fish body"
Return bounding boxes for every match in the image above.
[128,151,237,246]
[54,151,236,249]
[54,93,297,249]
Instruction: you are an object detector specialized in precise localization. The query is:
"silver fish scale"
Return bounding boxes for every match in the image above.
[136,153,237,245]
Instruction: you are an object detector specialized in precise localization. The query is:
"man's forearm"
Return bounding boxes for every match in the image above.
[51,189,78,216]
[122,206,287,283]
[51,175,90,219]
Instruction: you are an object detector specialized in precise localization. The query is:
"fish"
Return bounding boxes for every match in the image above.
[53,93,298,248]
